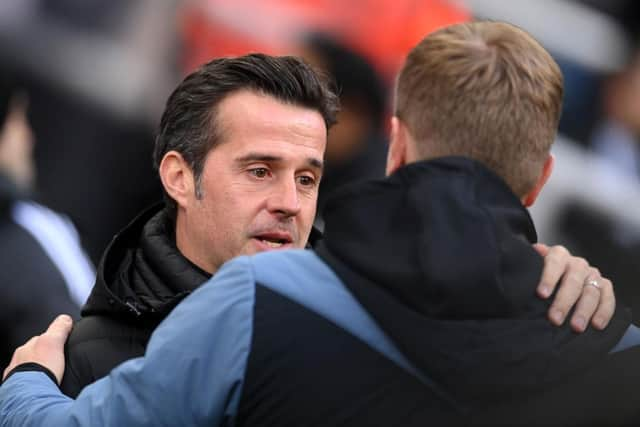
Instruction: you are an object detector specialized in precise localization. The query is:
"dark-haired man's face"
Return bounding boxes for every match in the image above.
[175,90,326,274]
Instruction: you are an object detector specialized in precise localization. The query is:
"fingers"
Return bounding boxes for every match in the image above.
[567,269,602,332]
[546,253,590,326]
[1,314,73,384]
[536,245,572,300]
[38,315,73,383]
[590,276,615,330]
[536,243,618,332]
[45,314,73,344]
[532,243,549,257]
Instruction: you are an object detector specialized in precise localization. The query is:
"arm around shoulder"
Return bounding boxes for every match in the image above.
[0,256,257,426]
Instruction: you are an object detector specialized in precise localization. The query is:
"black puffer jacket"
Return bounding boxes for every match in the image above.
[60,204,210,397]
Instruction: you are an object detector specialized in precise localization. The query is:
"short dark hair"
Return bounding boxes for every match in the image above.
[154,53,340,216]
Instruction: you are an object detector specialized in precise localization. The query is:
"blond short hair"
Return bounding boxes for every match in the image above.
[395,21,563,196]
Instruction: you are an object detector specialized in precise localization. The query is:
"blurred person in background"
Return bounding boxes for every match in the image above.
[0,0,172,263]
[590,49,640,185]
[559,45,640,319]
[2,24,638,427]
[296,32,389,226]
[0,65,94,368]
[553,0,640,318]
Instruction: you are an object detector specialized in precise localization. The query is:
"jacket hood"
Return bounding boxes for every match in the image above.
[317,157,631,401]
[82,204,210,320]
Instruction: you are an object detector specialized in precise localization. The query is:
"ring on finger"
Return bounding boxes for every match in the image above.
[584,278,601,291]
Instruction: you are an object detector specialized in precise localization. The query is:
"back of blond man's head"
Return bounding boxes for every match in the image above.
[395,21,563,197]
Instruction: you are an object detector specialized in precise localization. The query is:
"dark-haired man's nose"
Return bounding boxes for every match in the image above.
[267,178,301,218]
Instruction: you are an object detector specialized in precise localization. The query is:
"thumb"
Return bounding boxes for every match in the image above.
[533,243,550,257]
[45,314,73,343]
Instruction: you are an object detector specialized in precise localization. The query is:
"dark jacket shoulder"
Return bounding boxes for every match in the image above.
[60,204,210,397]
[61,315,153,397]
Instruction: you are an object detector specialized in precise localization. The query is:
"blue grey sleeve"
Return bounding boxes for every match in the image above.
[610,324,640,353]
[0,256,256,427]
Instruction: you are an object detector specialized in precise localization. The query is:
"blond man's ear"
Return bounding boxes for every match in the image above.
[386,116,409,176]
[522,154,555,207]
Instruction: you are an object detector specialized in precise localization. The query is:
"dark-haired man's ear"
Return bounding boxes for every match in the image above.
[522,153,555,207]
[385,116,409,176]
[159,151,196,209]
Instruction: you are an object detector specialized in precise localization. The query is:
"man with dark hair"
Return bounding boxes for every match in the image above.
[0,38,634,426]
[59,53,339,396]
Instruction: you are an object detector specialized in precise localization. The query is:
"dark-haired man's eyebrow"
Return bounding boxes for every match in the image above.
[307,157,324,171]
[235,153,280,164]
[235,153,324,172]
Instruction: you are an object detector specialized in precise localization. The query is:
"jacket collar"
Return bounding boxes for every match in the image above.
[82,203,210,319]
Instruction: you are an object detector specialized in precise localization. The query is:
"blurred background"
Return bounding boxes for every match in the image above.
[0,0,639,320]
